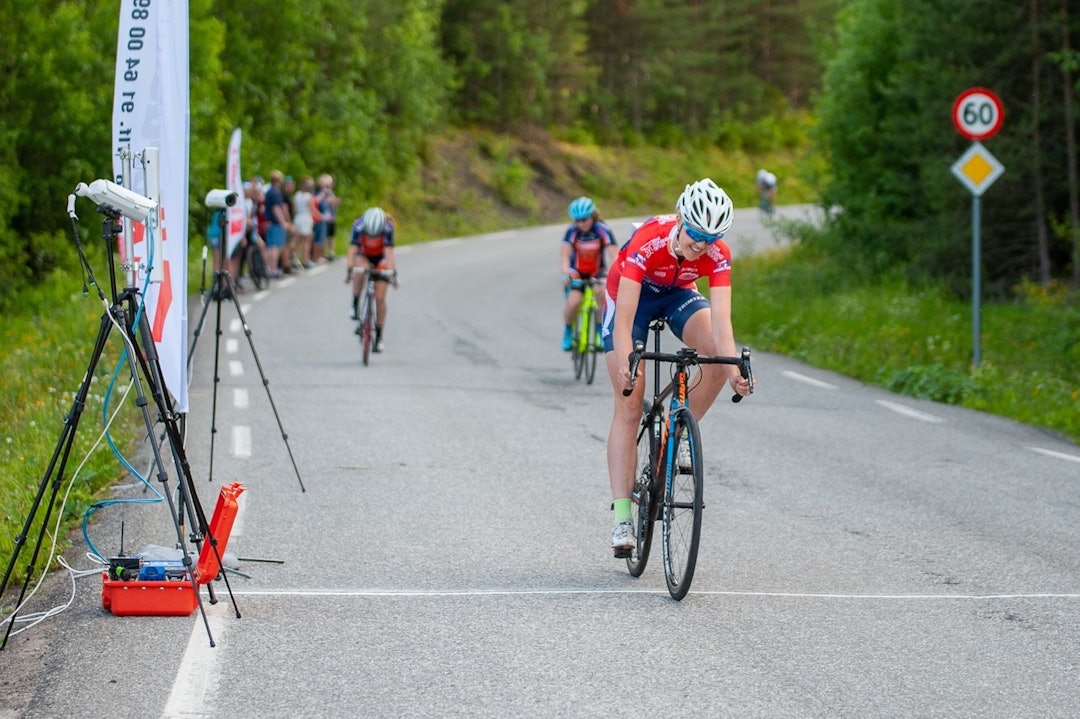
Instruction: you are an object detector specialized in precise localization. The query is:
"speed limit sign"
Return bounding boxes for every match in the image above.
[952,87,1004,141]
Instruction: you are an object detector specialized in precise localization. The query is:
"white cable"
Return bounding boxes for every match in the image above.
[2,378,134,635]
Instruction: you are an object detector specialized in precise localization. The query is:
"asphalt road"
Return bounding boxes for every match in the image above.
[3,205,1080,718]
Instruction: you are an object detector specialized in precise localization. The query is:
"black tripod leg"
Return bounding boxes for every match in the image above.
[220,272,306,493]
[128,295,241,621]
[0,311,114,649]
[186,271,226,484]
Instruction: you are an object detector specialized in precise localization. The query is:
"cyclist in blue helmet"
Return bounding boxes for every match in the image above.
[560,196,618,351]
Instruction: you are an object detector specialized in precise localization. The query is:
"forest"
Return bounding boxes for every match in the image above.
[0,0,1078,310]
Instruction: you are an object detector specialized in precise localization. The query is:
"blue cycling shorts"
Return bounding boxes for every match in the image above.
[601,286,710,352]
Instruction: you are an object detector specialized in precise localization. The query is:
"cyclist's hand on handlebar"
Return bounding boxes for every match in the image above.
[730,347,754,403]
[621,342,645,396]
[730,374,751,398]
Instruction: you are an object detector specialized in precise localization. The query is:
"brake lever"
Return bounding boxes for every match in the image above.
[731,346,753,403]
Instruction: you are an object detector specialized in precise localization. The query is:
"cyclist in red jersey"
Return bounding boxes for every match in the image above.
[560,196,618,350]
[347,207,397,352]
[601,178,752,556]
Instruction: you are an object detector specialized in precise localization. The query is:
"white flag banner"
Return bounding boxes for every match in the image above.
[111,0,190,412]
[226,128,245,257]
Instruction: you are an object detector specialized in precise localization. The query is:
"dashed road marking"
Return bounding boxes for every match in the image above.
[875,399,944,423]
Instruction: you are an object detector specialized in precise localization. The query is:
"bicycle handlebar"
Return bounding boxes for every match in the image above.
[622,342,754,403]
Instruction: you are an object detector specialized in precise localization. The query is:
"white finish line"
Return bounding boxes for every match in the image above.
[222,587,1080,600]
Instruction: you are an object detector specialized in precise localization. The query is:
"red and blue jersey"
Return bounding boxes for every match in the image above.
[561,220,617,277]
[606,214,731,301]
[350,217,395,259]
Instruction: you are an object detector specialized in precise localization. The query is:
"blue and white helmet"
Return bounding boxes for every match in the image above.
[361,207,387,236]
[676,179,733,236]
[568,196,596,221]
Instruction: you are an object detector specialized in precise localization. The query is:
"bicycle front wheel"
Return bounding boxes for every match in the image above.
[359,294,373,366]
[627,400,660,577]
[571,326,584,380]
[662,410,704,600]
[583,306,598,385]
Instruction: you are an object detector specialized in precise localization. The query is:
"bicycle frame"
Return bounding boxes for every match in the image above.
[570,276,604,384]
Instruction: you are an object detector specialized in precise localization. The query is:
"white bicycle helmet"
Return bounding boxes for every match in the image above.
[676,178,734,237]
[361,207,387,236]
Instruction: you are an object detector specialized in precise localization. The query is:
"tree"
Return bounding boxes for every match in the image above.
[815,0,1080,293]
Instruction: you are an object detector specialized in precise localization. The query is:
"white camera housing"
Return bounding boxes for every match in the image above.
[74,179,157,222]
[204,189,238,209]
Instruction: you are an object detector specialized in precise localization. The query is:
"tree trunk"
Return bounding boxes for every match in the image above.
[1032,0,1051,283]
[1063,0,1080,287]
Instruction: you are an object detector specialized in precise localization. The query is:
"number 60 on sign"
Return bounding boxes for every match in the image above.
[952,87,1004,141]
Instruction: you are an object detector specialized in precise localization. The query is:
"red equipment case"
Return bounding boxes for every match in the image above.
[101,482,246,616]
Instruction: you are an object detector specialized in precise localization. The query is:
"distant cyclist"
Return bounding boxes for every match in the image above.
[347,207,397,353]
[560,196,618,351]
[602,178,751,557]
[755,168,777,216]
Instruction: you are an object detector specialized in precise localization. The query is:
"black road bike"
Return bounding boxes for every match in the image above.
[623,319,753,600]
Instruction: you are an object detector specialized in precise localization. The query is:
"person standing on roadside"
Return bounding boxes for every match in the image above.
[262,170,292,278]
[292,176,319,269]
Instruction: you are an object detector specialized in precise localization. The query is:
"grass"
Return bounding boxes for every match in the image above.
[738,241,1080,444]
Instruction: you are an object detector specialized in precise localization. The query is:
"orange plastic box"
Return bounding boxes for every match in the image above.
[101,482,246,616]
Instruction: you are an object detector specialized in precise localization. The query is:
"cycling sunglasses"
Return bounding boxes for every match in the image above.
[682,223,724,245]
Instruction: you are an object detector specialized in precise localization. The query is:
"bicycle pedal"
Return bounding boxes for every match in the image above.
[613,547,633,559]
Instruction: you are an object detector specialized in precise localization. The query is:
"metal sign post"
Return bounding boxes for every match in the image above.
[951,88,1005,366]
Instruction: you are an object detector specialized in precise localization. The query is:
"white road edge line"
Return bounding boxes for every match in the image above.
[1027,446,1080,464]
[875,399,944,423]
[161,602,231,719]
[782,370,837,390]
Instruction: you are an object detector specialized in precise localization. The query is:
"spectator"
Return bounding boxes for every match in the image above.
[292,176,318,268]
[313,173,340,263]
[262,170,292,278]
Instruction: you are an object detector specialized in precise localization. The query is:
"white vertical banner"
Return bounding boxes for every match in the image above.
[111,0,190,412]
[225,128,245,257]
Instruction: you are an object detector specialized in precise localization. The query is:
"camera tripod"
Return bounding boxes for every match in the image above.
[1,203,237,649]
[187,211,305,492]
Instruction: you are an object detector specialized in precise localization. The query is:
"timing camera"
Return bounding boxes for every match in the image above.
[74,180,157,222]
[204,189,238,209]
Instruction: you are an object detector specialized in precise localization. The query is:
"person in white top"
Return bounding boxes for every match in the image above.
[291,176,320,268]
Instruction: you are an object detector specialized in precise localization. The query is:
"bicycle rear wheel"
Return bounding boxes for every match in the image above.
[358,293,373,366]
[627,400,660,577]
[662,410,704,600]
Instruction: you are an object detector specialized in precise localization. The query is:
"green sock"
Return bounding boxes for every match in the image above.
[612,497,632,523]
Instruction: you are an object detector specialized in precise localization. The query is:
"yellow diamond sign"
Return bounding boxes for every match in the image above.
[951,141,1004,197]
